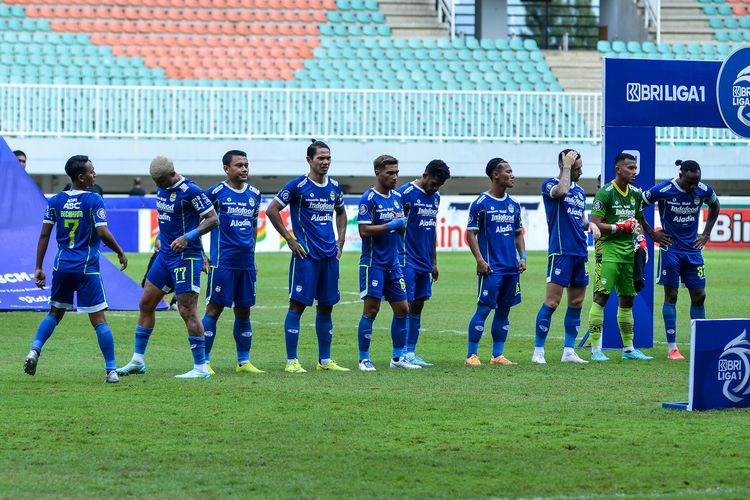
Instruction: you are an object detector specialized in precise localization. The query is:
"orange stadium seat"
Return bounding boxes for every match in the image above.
[732,5,747,15]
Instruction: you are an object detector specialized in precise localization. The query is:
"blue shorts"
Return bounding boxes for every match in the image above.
[289,256,340,307]
[146,252,202,295]
[546,254,589,288]
[657,249,706,289]
[50,271,107,313]
[403,266,432,302]
[477,272,522,309]
[360,266,407,302]
[206,267,257,308]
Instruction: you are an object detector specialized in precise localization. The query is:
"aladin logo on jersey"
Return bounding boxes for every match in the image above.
[718,330,750,403]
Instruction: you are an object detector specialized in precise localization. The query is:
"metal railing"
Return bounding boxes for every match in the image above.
[641,0,661,44]
[0,84,745,144]
[436,0,456,40]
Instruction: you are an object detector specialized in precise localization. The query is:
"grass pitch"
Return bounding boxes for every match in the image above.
[2,250,750,498]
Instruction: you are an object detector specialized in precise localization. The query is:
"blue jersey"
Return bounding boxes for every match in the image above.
[397,181,440,271]
[156,177,213,260]
[43,190,107,274]
[205,181,261,270]
[541,178,588,257]
[642,178,718,254]
[357,188,404,269]
[467,192,523,274]
[274,175,344,260]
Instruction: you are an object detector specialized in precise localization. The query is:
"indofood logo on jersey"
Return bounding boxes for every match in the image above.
[718,330,750,403]
[717,47,750,138]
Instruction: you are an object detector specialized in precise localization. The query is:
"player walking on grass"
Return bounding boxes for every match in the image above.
[266,140,350,373]
[533,150,600,364]
[465,158,526,366]
[397,159,451,366]
[588,153,666,361]
[642,159,720,360]
[201,150,264,375]
[356,155,420,371]
[117,156,218,379]
[24,155,128,383]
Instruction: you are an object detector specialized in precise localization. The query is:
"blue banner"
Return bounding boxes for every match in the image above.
[689,319,750,411]
[604,58,724,128]
[0,137,150,311]
[601,126,655,349]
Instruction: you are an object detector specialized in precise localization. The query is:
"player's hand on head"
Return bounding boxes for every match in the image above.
[562,150,577,168]
[118,253,128,271]
[34,269,46,289]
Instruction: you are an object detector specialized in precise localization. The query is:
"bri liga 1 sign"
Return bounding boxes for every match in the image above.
[664,319,750,411]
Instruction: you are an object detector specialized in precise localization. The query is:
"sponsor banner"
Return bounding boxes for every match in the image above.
[706,207,750,248]
[604,58,724,128]
[688,319,750,411]
[716,46,750,138]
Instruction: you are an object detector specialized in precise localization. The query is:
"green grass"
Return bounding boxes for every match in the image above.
[2,251,750,498]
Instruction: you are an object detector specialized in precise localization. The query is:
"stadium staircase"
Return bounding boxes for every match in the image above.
[660,0,714,42]
[378,0,448,38]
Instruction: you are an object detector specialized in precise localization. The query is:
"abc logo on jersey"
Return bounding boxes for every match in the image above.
[717,47,750,138]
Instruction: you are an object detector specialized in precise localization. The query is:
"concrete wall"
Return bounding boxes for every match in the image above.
[476,0,507,40]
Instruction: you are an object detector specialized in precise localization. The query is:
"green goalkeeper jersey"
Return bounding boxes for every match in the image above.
[591,181,642,264]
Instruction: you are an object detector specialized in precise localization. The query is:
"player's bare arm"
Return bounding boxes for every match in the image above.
[171,207,218,252]
[266,199,307,259]
[96,226,128,270]
[515,230,527,273]
[34,223,53,288]
[335,204,347,260]
[550,150,577,198]
[431,244,439,282]
[694,198,720,249]
[466,229,490,275]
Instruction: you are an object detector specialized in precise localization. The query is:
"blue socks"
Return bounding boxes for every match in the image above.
[94,322,116,372]
[467,304,492,357]
[233,317,252,364]
[391,314,407,359]
[188,335,206,366]
[284,309,302,360]
[690,304,706,320]
[663,302,677,343]
[134,324,153,355]
[31,314,59,353]
[358,315,374,360]
[406,313,421,353]
[315,312,333,361]
[534,304,554,348]
[201,314,218,361]
[563,307,582,348]
[491,307,510,357]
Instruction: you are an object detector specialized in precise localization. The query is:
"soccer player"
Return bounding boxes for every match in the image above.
[465,158,526,366]
[533,149,600,364]
[201,150,264,375]
[357,154,420,371]
[642,159,720,360]
[117,156,218,379]
[24,155,128,383]
[266,140,350,373]
[588,152,666,361]
[397,159,451,366]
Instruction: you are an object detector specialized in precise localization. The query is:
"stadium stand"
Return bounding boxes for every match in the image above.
[0,0,563,91]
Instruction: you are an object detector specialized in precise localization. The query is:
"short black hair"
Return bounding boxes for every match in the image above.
[558,148,580,167]
[64,155,90,182]
[13,150,26,158]
[675,159,700,173]
[222,150,247,166]
[485,157,508,178]
[307,140,330,158]
[374,154,398,172]
[424,159,451,182]
[615,152,637,165]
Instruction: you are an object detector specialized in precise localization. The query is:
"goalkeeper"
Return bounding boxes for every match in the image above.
[587,153,668,361]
